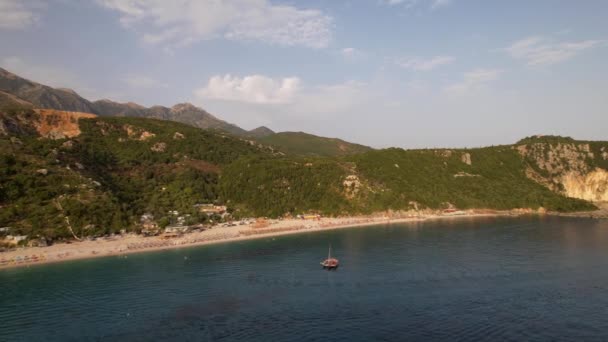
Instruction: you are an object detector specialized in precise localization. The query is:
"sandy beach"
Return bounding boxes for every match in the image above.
[1,207,605,270]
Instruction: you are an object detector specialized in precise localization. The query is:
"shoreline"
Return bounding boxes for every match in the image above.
[1,208,605,270]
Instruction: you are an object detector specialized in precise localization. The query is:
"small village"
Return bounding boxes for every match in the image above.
[0,204,554,269]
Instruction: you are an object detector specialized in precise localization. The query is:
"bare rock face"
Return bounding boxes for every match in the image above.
[461,153,472,165]
[454,172,480,178]
[151,142,167,152]
[34,109,96,139]
[0,120,7,136]
[517,142,608,202]
[343,175,361,198]
[123,124,155,141]
[61,140,74,149]
[561,169,608,202]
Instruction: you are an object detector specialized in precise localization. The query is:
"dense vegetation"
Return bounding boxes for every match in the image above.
[0,113,269,240]
[350,147,595,212]
[257,131,372,157]
[0,109,602,242]
[221,157,354,217]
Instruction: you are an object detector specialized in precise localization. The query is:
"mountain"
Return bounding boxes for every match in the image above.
[0,68,377,151]
[247,126,275,138]
[92,100,248,136]
[1,104,604,242]
[0,68,97,113]
[0,68,247,135]
[256,131,373,157]
[0,90,33,109]
[1,70,607,243]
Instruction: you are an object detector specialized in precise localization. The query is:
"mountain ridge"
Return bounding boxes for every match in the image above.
[0,67,247,135]
[257,131,373,157]
[0,67,374,155]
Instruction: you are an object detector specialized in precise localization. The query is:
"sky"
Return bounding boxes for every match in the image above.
[0,0,607,148]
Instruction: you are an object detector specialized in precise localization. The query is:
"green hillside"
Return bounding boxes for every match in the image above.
[0,107,602,243]
[221,147,595,217]
[0,111,269,240]
[257,131,373,157]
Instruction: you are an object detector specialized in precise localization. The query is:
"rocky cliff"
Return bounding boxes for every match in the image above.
[34,109,97,139]
[516,136,608,202]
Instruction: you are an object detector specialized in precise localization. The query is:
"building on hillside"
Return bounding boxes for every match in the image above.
[164,225,189,234]
[161,232,180,239]
[194,204,227,215]
[140,213,159,236]
[4,235,28,245]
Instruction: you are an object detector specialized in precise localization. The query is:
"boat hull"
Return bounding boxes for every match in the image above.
[320,258,339,269]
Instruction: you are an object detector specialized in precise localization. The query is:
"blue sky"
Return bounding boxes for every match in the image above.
[1,0,607,148]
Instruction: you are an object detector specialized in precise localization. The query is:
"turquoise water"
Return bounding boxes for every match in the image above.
[2,216,608,341]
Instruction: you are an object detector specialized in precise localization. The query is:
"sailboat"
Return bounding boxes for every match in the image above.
[320,244,339,269]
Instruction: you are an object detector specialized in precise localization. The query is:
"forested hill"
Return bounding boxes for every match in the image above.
[256,131,373,157]
[1,103,605,244]
[0,106,273,240]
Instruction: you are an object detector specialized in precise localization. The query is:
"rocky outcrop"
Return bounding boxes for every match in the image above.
[517,141,608,202]
[343,175,361,198]
[123,124,155,141]
[561,169,608,202]
[151,142,167,152]
[34,109,97,139]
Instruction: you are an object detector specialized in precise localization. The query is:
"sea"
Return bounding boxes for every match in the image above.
[2,216,608,341]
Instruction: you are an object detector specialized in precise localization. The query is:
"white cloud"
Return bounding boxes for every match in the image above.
[195,77,368,121]
[123,75,168,89]
[430,0,451,10]
[505,35,603,66]
[0,0,43,30]
[339,47,365,61]
[384,0,415,6]
[384,0,452,10]
[341,47,357,58]
[97,0,332,49]
[444,68,502,95]
[295,80,367,115]
[195,74,300,104]
[397,55,455,71]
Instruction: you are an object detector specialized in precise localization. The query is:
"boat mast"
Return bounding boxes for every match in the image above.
[328,244,331,260]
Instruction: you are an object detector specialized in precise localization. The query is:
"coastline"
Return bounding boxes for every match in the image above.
[1,207,605,270]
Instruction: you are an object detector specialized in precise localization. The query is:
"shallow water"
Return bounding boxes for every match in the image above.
[2,216,608,341]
